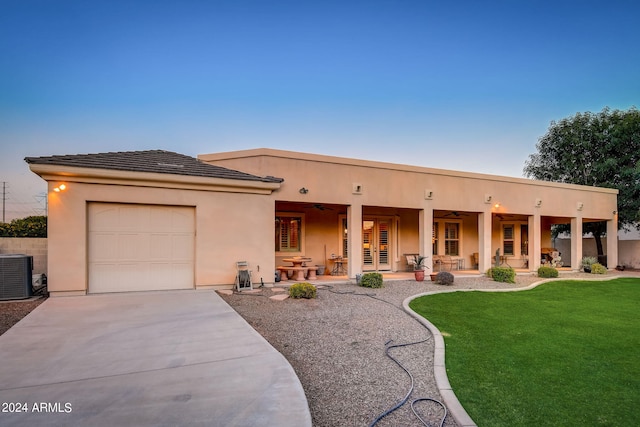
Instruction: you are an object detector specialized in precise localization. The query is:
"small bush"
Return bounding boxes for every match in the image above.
[591,263,607,274]
[490,266,516,283]
[288,282,317,299]
[359,272,383,288]
[538,266,559,278]
[580,256,598,269]
[435,271,454,286]
[485,268,494,279]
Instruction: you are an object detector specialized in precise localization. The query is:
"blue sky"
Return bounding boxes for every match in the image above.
[1,0,638,220]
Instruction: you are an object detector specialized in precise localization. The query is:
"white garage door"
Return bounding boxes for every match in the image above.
[88,203,195,293]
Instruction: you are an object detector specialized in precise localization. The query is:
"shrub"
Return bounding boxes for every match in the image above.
[591,263,607,274]
[359,272,383,288]
[537,266,559,278]
[435,271,454,286]
[0,215,47,237]
[580,256,597,269]
[490,266,516,283]
[288,282,317,299]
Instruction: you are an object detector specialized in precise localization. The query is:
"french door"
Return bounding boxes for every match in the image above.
[363,218,391,271]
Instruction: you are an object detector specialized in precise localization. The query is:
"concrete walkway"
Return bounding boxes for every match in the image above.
[0,290,311,427]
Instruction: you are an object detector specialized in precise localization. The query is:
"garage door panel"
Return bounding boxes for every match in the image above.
[119,233,148,260]
[88,203,195,293]
[90,206,120,231]
[90,233,119,261]
[150,234,172,259]
[171,234,195,259]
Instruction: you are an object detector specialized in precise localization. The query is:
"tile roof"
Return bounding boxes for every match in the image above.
[25,150,283,183]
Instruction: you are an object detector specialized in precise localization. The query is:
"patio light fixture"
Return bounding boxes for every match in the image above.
[53,183,67,192]
[299,187,309,194]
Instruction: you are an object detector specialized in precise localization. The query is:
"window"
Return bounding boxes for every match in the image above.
[521,224,528,255]
[276,214,304,253]
[432,222,439,255]
[341,217,348,257]
[444,222,459,256]
[503,224,514,256]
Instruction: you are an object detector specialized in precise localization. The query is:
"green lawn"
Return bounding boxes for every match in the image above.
[409,278,640,427]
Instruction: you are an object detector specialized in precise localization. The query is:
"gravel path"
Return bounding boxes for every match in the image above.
[219,273,555,427]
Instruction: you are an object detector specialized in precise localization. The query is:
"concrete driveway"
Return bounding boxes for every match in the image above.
[0,290,311,427]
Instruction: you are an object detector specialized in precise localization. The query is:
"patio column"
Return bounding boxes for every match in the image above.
[419,208,433,270]
[347,203,362,278]
[570,216,583,271]
[529,212,541,271]
[478,211,492,272]
[607,215,618,269]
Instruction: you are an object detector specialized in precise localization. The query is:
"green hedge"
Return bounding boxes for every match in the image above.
[359,272,383,288]
[0,216,47,237]
[289,282,317,299]
[537,266,559,278]
[488,266,516,283]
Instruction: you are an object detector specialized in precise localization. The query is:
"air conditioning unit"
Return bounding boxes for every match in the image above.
[0,254,33,300]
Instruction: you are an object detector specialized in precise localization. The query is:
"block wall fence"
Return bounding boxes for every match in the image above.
[0,238,48,275]
[555,237,640,269]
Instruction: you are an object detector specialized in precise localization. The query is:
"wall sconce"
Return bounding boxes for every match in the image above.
[425,189,433,200]
[494,202,500,209]
[484,194,492,204]
[577,202,584,211]
[299,187,309,194]
[53,183,67,192]
[613,210,618,215]
[535,198,542,208]
[352,183,363,194]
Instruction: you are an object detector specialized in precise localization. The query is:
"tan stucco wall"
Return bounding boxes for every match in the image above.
[44,179,277,295]
[201,149,618,271]
[200,149,618,221]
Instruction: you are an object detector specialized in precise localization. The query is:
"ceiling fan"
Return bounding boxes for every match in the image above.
[443,211,469,217]
[304,203,334,211]
[496,213,516,220]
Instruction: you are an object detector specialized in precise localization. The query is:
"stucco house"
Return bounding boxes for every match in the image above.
[26,148,619,296]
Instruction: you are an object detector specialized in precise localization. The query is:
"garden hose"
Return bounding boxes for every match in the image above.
[316,285,448,427]
[230,284,450,426]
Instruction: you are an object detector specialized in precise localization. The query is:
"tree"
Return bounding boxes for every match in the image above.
[524,107,640,256]
[0,216,47,237]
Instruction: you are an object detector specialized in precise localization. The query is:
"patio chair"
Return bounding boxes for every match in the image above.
[235,261,253,291]
[434,255,457,271]
[405,253,419,271]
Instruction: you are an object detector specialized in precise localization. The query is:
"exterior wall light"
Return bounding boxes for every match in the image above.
[53,184,67,192]
[299,187,309,194]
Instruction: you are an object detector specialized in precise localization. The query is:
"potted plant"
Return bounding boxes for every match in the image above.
[580,256,597,273]
[412,255,429,281]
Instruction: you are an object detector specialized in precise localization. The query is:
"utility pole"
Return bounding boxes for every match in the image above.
[2,181,5,223]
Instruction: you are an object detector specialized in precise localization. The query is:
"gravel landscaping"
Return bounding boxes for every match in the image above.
[0,297,47,336]
[218,274,551,427]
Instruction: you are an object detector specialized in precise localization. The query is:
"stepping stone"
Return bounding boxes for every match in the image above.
[218,290,233,296]
[269,294,289,301]
[243,289,262,294]
[271,287,285,293]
